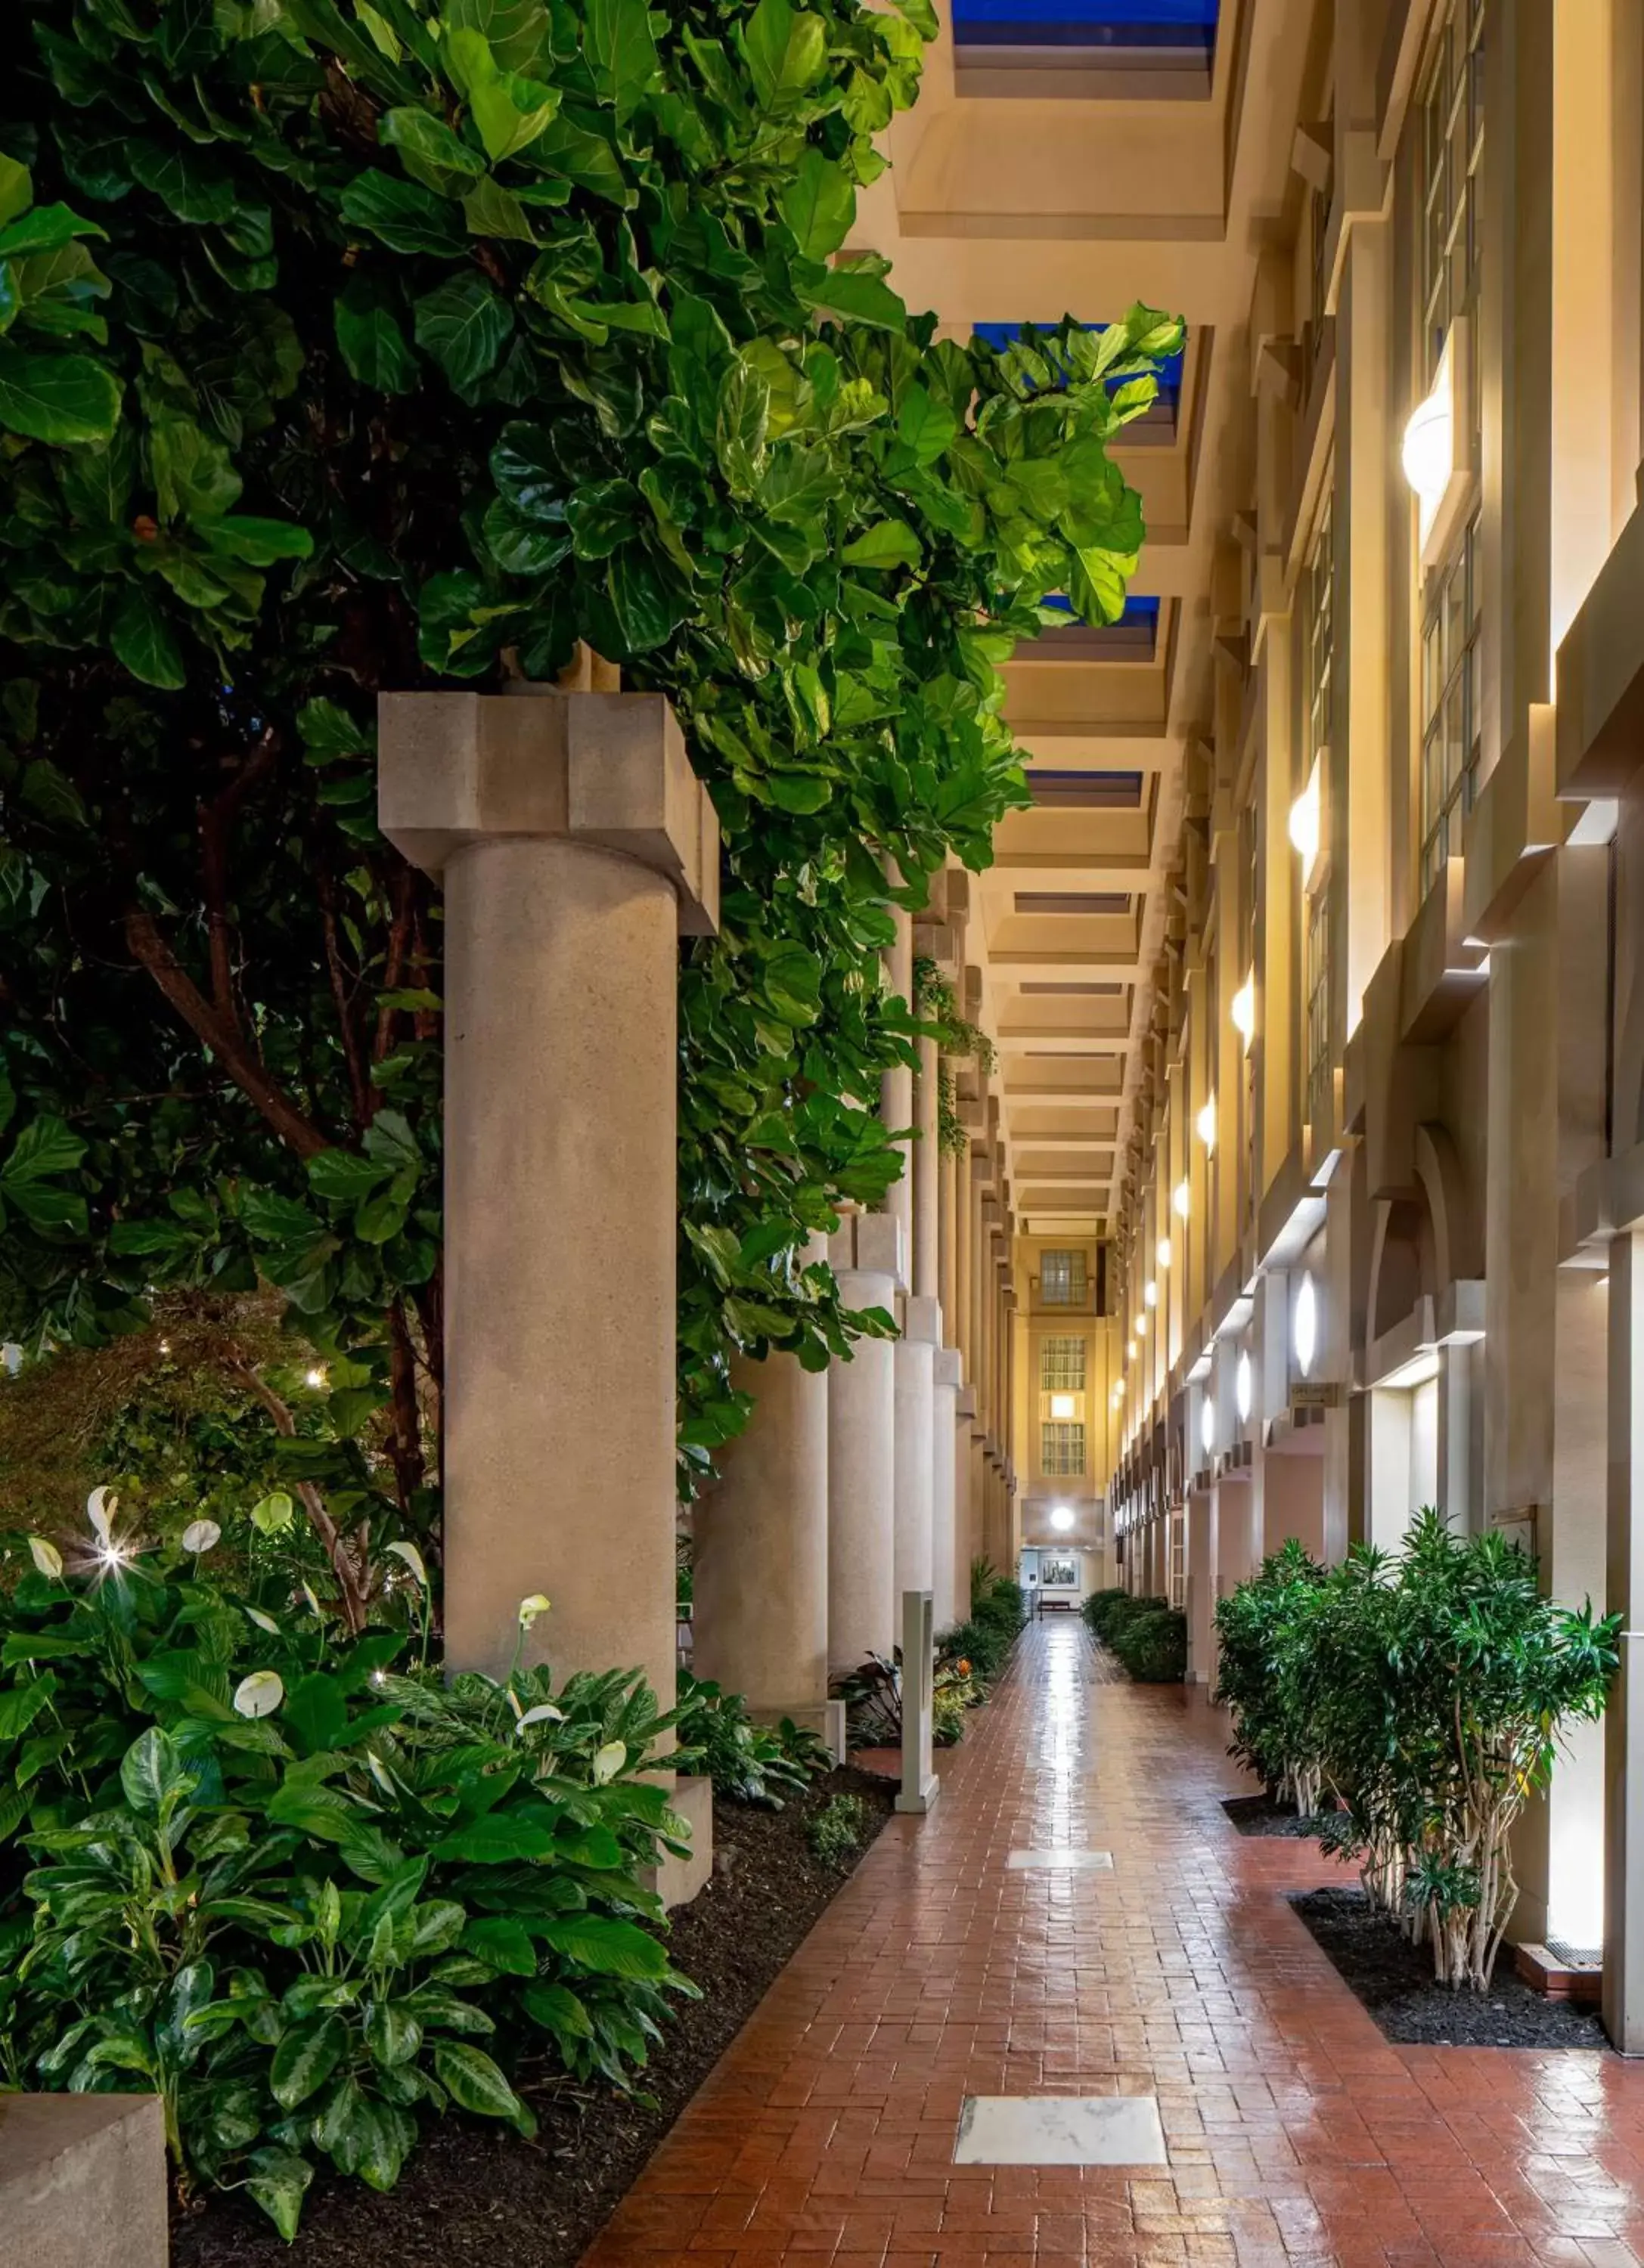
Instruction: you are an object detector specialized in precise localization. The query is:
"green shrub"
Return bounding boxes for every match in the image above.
[806,1795,870,1867]
[1080,1587,1131,1641]
[672,1675,829,1807]
[1215,1510,1621,1990]
[0,1510,695,2235]
[1108,1603,1186,1683]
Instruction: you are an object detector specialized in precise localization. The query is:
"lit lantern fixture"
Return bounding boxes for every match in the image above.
[1114,1377,1124,1401]
[1294,1271,1318,1377]
[1199,1396,1215,1458]
[1230,972,1255,1046]
[1050,1504,1075,1533]
[1157,1235,1172,1269]
[1289,757,1322,874]
[306,1365,328,1390]
[1196,1097,1217,1153]
[1050,1391,1076,1420]
[1143,1279,1157,1309]
[1236,1348,1252,1424]
[1402,330,1456,549]
[1172,1179,1190,1222]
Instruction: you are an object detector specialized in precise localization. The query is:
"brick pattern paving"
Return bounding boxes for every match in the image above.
[586,1618,1644,2268]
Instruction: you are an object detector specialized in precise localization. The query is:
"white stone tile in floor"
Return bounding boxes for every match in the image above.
[1005,1848,1112,1870]
[953,2096,1168,2167]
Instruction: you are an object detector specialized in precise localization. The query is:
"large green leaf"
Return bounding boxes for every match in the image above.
[110,587,187,689]
[432,2040,527,2119]
[537,1913,671,1979]
[742,0,827,109]
[780,149,854,260]
[0,345,119,444]
[339,171,468,257]
[119,1727,199,1820]
[413,274,513,392]
[270,2013,347,2108]
[585,0,659,119]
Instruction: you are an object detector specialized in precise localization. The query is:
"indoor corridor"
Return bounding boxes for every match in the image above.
[590,1622,1644,2268]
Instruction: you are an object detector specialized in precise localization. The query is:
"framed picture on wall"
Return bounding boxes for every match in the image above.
[1041,1555,1078,1589]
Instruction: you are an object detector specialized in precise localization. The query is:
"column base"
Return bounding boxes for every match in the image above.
[896,1771,941,1816]
[749,1698,848,1765]
[645,1774,715,1910]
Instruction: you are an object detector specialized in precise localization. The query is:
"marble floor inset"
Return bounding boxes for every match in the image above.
[954,2094,1168,2167]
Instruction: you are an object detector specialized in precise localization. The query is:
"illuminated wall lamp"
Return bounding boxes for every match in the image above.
[1236,1347,1252,1425]
[1401,323,1470,569]
[1157,1236,1172,1269]
[1172,1179,1190,1222]
[1289,758,1322,878]
[1049,1392,1076,1419]
[1196,1098,1217,1153]
[1293,1271,1318,1378]
[1143,1280,1157,1309]
[1230,973,1255,1048]
[1199,1396,1215,1458]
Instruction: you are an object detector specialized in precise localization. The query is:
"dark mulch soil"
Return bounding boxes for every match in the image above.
[1291,1885,1610,2051]
[1222,1791,1339,1839]
[172,1765,897,2268]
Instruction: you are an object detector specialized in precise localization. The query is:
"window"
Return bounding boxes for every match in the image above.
[1419,513,1481,891]
[1040,1250,1087,1305]
[1040,1337,1086,1393]
[1419,0,1486,382]
[1303,493,1334,777]
[1041,1423,1086,1477]
[1305,888,1330,1132]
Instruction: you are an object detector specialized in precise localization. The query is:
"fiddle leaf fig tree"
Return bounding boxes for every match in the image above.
[0,0,1181,1554]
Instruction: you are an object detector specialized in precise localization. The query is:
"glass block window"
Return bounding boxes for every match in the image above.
[1040,1249,1088,1304]
[1419,513,1482,892]
[1040,1336,1087,1392]
[1419,0,1486,383]
[1041,1422,1087,1476]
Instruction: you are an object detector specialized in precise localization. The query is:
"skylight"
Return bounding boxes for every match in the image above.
[971,321,1185,425]
[951,0,1217,50]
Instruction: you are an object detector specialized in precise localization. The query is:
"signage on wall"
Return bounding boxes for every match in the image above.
[1290,1380,1341,1409]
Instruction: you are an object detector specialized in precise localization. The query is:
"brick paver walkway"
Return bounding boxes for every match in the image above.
[587,1617,1644,2268]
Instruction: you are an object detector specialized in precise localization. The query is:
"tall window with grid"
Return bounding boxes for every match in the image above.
[1040,1337,1087,1393]
[1419,514,1482,890]
[1039,1249,1087,1306]
[1305,888,1331,1133]
[1416,1,1484,894]
[1041,1423,1086,1477]
[1419,0,1485,383]
[1301,494,1334,1133]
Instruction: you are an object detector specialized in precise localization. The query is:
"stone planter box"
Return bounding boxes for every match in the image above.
[0,2093,167,2266]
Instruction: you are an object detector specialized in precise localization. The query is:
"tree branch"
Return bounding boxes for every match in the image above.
[198,729,283,1033]
[125,905,332,1161]
[318,866,374,1127]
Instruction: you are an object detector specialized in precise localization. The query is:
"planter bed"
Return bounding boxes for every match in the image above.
[1290,1885,1609,2051]
[1222,1792,1340,1839]
[172,1765,896,2268]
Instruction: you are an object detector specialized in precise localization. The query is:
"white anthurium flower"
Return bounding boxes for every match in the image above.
[86,1486,118,1546]
[28,1536,63,1579]
[516,1703,565,1734]
[517,1593,551,1630]
[301,1582,324,1619]
[181,1520,222,1555]
[591,1740,626,1785]
[234,1670,284,1719]
[244,1606,281,1637]
[386,1541,427,1588]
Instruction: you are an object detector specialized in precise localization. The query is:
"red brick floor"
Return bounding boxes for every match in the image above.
[585,1617,1644,2268]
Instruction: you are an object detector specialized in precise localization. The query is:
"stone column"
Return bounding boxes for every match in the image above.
[693,1341,832,1742]
[379,690,716,1709]
[933,1346,962,1629]
[827,1211,903,1669]
[1605,1228,1644,2052]
[914,1031,941,1302]
[938,1133,958,1335]
[882,898,914,1253]
[954,1139,973,1380]
[894,1297,938,1601]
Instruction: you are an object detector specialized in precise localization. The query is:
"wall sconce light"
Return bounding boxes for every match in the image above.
[1196,1098,1217,1153]
[1401,325,1469,568]
[1199,1396,1215,1458]
[1143,1279,1157,1309]
[1157,1235,1172,1269]
[1230,972,1255,1046]
[1294,1271,1318,1377]
[1289,758,1321,875]
[1172,1179,1190,1222]
[1236,1347,1252,1424]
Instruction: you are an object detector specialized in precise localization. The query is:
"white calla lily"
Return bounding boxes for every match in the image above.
[28,1536,63,1579]
[301,1582,324,1619]
[86,1486,117,1546]
[517,1592,551,1630]
[244,1606,281,1636]
[233,1670,285,1719]
[516,1703,565,1733]
[591,1740,626,1785]
[386,1540,427,1588]
[181,1520,222,1555]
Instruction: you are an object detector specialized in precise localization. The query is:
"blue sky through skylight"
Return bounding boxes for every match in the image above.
[951,0,1216,47]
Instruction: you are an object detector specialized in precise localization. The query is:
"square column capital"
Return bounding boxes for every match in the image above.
[378,689,718,936]
[827,1209,907,1288]
[935,1347,963,1390]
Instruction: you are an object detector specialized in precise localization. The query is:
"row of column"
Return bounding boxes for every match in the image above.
[693,881,1020,1738]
